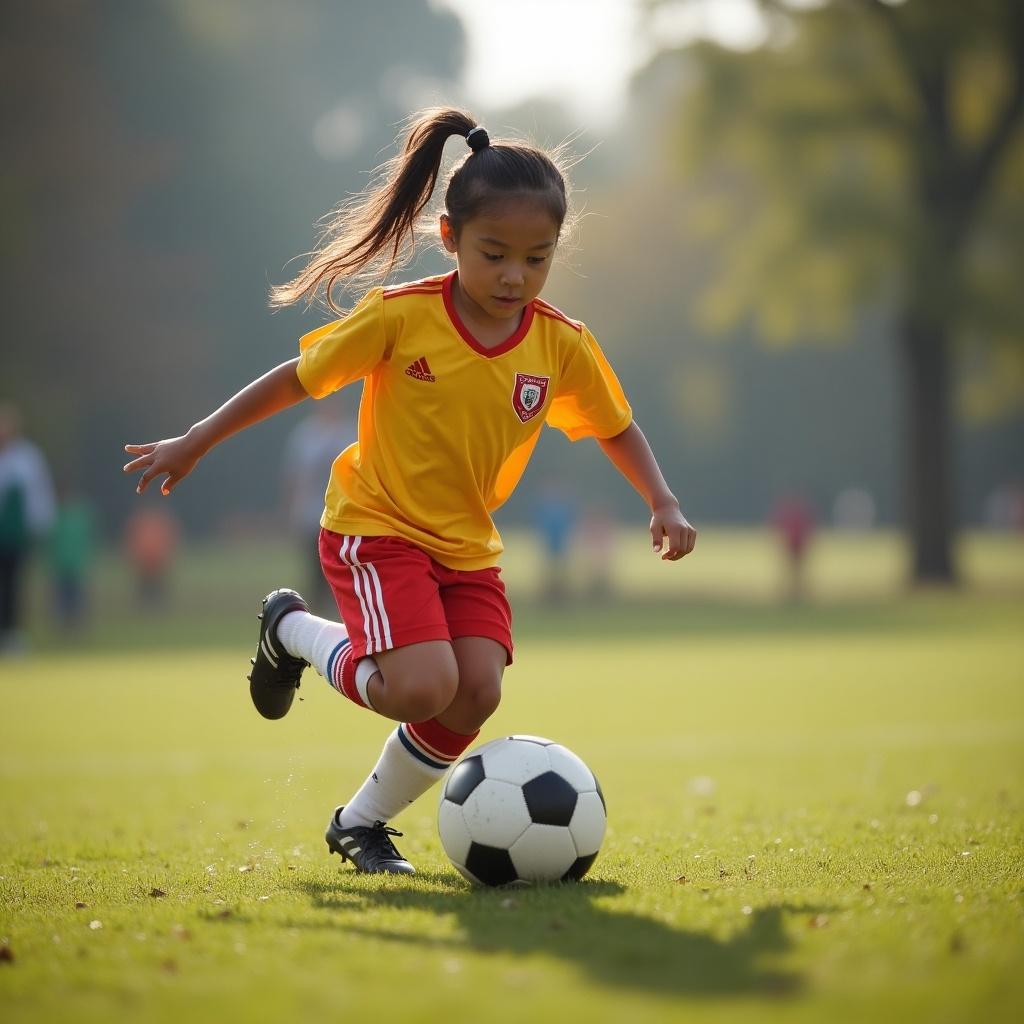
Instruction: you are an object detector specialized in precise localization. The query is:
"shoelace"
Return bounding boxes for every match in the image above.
[365,822,405,862]
[277,656,308,690]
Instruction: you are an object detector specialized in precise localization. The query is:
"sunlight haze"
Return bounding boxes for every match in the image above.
[433,0,769,126]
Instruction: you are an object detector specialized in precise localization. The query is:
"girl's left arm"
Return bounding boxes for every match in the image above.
[597,421,696,561]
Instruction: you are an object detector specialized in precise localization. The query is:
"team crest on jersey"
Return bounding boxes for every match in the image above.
[511,373,550,423]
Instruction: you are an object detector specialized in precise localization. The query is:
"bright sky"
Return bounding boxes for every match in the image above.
[431,0,770,127]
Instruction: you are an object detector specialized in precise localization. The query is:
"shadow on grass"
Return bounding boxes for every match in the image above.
[293,874,828,999]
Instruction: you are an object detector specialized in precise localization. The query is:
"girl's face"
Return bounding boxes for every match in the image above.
[441,197,560,327]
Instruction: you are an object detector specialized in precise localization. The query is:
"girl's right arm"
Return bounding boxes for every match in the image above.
[123,357,309,496]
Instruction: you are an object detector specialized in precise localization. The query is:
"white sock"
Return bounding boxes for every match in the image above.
[277,610,348,680]
[340,726,448,827]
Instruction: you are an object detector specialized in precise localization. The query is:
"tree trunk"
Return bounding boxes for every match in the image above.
[898,306,956,584]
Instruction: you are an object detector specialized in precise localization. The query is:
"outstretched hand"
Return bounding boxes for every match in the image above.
[650,503,697,561]
[123,435,202,496]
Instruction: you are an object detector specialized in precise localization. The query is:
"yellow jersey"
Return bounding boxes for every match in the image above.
[296,271,632,570]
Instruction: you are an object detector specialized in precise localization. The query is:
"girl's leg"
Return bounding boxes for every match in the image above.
[363,640,459,721]
[435,636,505,733]
[274,534,511,872]
[276,610,460,719]
[337,636,506,829]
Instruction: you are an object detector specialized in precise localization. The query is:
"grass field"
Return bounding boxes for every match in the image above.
[2,531,1023,1022]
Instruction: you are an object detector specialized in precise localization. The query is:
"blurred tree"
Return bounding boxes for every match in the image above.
[653,0,1024,583]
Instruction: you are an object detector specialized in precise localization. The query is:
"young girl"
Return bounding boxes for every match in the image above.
[124,108,696,875]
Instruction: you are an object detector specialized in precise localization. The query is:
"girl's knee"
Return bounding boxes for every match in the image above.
[377,645,459,721]
[400,675,458,722]
[443,637,506,728]
[457,670,503,722]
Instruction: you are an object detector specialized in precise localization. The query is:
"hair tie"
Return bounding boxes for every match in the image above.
[466,126,490,153]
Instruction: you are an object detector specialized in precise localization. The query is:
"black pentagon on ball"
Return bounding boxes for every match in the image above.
[522,770,578,826]
[595,777,606,813]
[562,851,599,881]
[444,755,485,805]
[465,843,520,886]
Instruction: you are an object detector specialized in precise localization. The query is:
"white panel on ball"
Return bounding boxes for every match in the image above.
[461,779,532,847]
[509,824,578,882]
[480,740,552,786]
[568,790,607,856]
[547,745,597,793]
[437,799,473,864]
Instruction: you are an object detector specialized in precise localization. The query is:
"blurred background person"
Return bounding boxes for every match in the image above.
[48,481,97,635]
[123,501,180,608]
[0,402,56,653]
[832,487,878,532]
[771,492,816,603]
[532,478,580,603]
[282,395,357,614]
[985,482,1024,531]
[579,504,618,602]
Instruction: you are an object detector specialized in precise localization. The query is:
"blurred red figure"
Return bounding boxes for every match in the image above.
[123,504,179,606]
[772,494,816,601]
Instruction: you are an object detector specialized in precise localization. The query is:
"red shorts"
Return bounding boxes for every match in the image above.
[319,530,513,664]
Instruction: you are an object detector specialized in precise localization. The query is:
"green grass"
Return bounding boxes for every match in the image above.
[2,531,1023,1021]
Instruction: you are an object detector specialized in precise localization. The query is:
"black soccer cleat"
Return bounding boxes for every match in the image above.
[325,807,416,875]
[247,588,309,720]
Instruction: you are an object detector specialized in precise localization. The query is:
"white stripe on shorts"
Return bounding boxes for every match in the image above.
[365,561,393,650]
[350,537,384,652]
[340,536,374,653]
[340,536,386,654]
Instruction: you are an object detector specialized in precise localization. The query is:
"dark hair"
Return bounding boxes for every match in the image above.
[271,107,570,314]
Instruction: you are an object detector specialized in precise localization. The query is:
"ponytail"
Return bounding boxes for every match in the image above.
[272,106,570,314]
[271,108,475,314]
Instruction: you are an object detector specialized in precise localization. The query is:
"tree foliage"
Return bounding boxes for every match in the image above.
[650,0,1024,579]
[665,0,1023,361]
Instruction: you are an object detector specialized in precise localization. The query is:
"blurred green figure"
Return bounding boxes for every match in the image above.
[48,486,97,634]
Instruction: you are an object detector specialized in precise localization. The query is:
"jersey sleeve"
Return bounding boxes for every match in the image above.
[545,325,633,442]
[296,288,387,399]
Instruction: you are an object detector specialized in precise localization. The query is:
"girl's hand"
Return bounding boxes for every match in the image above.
[123,434,202,496]
[651,502,697,561]
[121,359,308,497]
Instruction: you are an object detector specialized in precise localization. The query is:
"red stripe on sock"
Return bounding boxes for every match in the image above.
[336,645,369,709]
[406,719,478,761]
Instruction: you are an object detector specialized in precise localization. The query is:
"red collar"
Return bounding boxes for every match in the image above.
[442,271,535,358]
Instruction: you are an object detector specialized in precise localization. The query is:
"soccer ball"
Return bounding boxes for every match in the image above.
[438,735,606,885]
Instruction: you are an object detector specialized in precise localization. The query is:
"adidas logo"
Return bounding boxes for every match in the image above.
[405,357,436,382]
